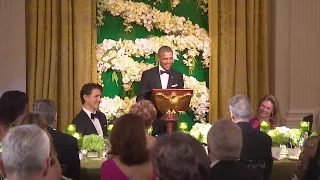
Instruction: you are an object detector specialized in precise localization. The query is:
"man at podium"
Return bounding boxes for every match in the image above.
[137,46,184,136]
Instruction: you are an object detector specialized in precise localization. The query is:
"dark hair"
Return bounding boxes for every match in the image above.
[12,112,47,130]
[0,91,28,128]
[80,83,103,104]
[158,46,173,56]
[33,99,57,126]
[129,100,157,129]
[151,132,210,180]
[109,114,148,166]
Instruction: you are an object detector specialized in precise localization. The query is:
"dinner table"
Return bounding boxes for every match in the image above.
[80,158,298,180]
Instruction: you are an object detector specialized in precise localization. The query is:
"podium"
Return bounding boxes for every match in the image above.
[152,89,193,134]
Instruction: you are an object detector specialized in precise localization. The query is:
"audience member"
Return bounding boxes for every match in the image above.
[101,114,156,180]
[229,94,273,180]
[0,90,28,140]
[11,113,63,180]
[1,124,57,180]
[207,119,262,180]
[151,132,210,180]
[72,83,107,136]
[294,107,320,180]
[249,94,282,130]
[129,99,157,149]
[33,99,81,180]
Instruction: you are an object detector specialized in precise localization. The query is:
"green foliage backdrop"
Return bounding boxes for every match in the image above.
[97,0,209,129]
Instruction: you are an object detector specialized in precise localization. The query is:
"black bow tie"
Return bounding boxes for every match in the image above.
[160,70,170,75]
[91,113,98,119]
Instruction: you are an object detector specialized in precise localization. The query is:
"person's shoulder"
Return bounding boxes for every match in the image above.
[50,129,78,145]
[143,66,158,74]
[72,110,85,122]
[170,68,183,75]
[304,135,320,148]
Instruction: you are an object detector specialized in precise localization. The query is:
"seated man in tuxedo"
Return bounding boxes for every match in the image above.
[33,99,81,180]
[207,119,262,180]
[72,83,107,137]
[229,95,273,180]
[137,46,184,136]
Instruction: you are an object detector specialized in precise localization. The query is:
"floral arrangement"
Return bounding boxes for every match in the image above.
[189,122,212,144]
[99,96,136,121]
[96,35,210,84]
[267,126,302,147]
[196,0,208,14]
[183,75,209,123]
[81,134,105,152]
[99,75,209,122]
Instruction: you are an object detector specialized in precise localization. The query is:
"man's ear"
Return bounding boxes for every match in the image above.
[0,159,7,177]
[42,157,51,177]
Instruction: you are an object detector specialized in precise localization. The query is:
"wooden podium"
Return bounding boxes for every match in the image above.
[152,89,193,134]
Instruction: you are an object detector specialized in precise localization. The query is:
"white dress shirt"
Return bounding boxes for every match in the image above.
[159,66,169,89]
[82,107,104,137]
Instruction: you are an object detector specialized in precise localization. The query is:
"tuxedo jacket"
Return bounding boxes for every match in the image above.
[47,126,81,180]
[136,66,184,101]
[72,109,107,137]
[208,160,262,180]
[237,122,273,180]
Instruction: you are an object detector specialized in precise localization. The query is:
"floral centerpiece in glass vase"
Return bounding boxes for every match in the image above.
[267,126,302,159]
[81,134,105,159]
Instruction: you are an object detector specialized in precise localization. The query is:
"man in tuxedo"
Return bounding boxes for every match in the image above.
[33,99,81,180]
[229,95,273,180]
[207,119,262,180]
[137,46,184,136]
[72,83,107,137]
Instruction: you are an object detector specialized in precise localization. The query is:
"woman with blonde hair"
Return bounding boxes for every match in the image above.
[249,94,282,130]
[129,100,157,149]
[294,107,320,180]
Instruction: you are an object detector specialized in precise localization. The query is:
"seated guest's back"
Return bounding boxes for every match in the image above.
[33,99,81,180]
[101,114,156,180]
[229,95,273,180]
[294,107,320,180]
[1,124,60,180]
[151,132,210,180]
[129,99,157,149]
[207,119,262,180]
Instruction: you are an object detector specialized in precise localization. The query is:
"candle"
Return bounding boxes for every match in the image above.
[260,121,270,132]
[300,121,309,132]
[107,124,114,135]
[147,127,153,135]
[66,124,76,135]
[179,122,188,131]
[72,132,81,139]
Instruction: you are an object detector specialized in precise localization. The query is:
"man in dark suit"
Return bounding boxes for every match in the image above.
[207,119,262,180]
[229,94,273,180]
[137,46,184,136]
[33,99,81,180]
[72,83,107,137]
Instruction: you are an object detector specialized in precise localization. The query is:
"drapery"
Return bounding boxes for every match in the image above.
[208,0,269,123]
[26,0,97,130]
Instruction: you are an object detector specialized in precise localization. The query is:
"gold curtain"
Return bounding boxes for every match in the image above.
[208,0,269,123]
[26,0,97,130]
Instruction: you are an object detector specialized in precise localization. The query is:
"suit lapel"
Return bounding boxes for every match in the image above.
[153,67,162,89]
[166,73,174,89]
